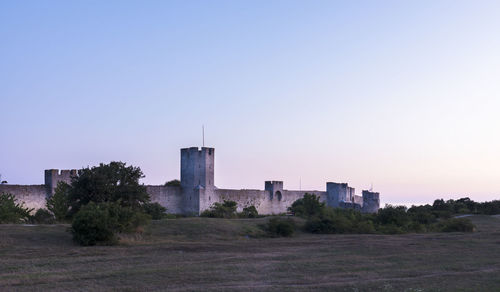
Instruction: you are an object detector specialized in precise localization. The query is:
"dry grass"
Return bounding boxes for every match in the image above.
[0,216,499,291]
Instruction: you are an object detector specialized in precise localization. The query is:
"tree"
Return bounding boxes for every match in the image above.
[46,181,71,221]
[289,193,325,218]
[164,179,181,187]
[68,162,150,216]
[0,193,33,223]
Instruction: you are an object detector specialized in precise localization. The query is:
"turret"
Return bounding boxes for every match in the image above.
[180,147,214,189]
[180,147,215,214]
[362,190,380,213]
[326,182,354,207]
[44,169,77,195]
[265,181,283,201]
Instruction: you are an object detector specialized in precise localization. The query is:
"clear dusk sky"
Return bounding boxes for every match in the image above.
[1,1,500,206]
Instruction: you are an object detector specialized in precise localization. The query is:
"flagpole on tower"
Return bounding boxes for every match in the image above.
[202,125,205,147]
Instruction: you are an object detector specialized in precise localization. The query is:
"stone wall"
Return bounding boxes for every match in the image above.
[210,188,327,215]
[353,195,363,205]
[146,185,183,214]
[0,184,47,211]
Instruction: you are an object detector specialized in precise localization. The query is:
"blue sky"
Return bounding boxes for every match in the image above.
[1,0,500,205]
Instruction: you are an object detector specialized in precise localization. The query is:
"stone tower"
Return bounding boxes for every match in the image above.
[180,147,215,214]
[44,169,77,196]
[326,182,355,207]
[362,190,380,213]
[265,181,284,201]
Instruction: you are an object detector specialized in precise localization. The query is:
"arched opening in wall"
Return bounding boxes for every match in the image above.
[276,191,282,201]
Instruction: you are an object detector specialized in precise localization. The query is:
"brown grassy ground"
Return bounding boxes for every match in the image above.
[0,215,499,291]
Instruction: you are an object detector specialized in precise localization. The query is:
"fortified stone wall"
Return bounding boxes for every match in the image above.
[210,188,327,215]
[0,184,47,211]
[146,185,183,214]
[1,147,380,215]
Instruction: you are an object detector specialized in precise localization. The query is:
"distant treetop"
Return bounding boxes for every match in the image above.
[165,179,181,187]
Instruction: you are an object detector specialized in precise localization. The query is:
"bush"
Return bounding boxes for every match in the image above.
[263,217,295,237]
[143,202,167,220]
[71,202,150,246]
[305,208,360,234]
[31,209,56,224]
[239,205,258,218]
[435,218,475,232]
[288,193,325,218]
[201,200,238,218]
[0,193,33,224]
[46,182,71,222]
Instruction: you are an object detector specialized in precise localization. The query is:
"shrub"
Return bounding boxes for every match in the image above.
[377,224,405,234]
[355,220,377,234]
[435,218,475,232]
[71,202,150,246]
[0,193,33,224]
[31,209,56,224]
[46,182,71,222]
[289,193,325,218]
[305,209,353,234]
[239,205,258,218]
[143,202,167,220]
[201,200,238,218]
[263,217,295,237]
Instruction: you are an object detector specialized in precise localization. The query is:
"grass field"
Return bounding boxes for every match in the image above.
[1,215,499,291]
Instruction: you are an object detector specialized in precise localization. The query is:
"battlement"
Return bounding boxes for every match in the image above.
[181,147,214,156]
[265,181,283,189]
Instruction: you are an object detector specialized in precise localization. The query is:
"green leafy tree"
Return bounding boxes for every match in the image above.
[68,162,150,215]
[0,193,33,223]
[289,193,325,218]
[164,179,181,187]
[46,181,71,222]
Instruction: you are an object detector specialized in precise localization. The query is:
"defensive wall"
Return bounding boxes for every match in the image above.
[0,146,380,215]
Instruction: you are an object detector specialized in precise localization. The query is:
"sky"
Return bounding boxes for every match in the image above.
[1,0,500,206]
